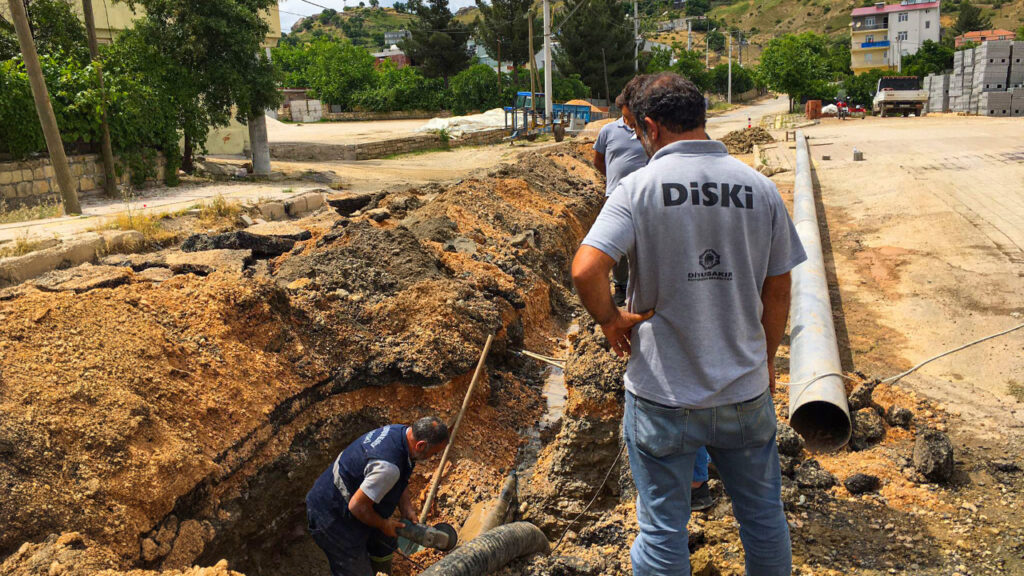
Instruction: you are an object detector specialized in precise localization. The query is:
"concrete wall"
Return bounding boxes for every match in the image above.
[0,154,166,208]
[321,110,453,122]
[270,128,507,162]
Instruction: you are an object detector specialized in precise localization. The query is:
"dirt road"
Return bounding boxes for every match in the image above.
[791,115,1024,444]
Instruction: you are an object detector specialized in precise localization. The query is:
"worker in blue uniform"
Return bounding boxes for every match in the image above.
[306,417,449,576]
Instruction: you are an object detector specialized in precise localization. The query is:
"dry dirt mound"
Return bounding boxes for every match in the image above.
[0,142,606,576]
[721,127,775,154]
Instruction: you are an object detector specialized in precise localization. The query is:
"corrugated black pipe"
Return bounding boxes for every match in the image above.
[419,522,550,576]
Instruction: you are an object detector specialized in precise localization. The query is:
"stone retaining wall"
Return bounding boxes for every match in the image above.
[0,154,166,208]
[269,128,507,162]
[321,110,452,122]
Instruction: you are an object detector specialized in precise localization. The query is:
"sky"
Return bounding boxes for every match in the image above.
[278,0,480,33]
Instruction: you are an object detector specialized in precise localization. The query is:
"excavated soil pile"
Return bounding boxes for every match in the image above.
[720,127,775,154]
[0,142,606,576]
[508,327,1024,576]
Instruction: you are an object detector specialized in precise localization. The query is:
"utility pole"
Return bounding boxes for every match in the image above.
[728,33,733,104]
[738,32,743,66]
[601,48,611,108]
[633,0,639,72]
[543,0,552,123]
[497,39,502,93]
[81,0,118,197]
[527,13,537,124]
[706,28,715,69]
[687,19,692,51]
[8,0,81,214]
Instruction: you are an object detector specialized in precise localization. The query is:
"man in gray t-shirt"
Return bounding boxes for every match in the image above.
[594,81,650,306]
[572,73,805,576]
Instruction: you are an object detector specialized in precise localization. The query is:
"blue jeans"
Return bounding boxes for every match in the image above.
[624,389,791,576]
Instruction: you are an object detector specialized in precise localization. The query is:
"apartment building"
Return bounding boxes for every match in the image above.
[850,0,940,74]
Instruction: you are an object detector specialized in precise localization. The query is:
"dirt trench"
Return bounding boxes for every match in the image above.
[0,143,606,576]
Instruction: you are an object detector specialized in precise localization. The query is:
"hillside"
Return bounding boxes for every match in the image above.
[288,7,415,50]
[707,0,1023,44]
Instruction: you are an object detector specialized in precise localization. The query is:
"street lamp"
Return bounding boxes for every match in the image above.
[706,27,717,69]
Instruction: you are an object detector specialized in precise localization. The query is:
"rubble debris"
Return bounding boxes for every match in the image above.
[885,405,914,429]
[181,231,296,259]
[847,381,879,411]
[776,420,805,456]
[327,192,383,216]
[720,127,775,154]
[844,473,881,495]
[989,459,1020,473]
[32,264,133,293]
[243,222,312,241]
[914,429,955,482]
[795,459,837,489]
[165,249,252,275]
[849,407,887,451]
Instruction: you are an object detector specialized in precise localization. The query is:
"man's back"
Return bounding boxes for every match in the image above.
[582,140,805,408]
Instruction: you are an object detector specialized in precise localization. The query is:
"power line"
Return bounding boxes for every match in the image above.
[294,0,334,10]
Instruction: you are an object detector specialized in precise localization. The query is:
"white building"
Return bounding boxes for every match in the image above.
[850,0,940,74]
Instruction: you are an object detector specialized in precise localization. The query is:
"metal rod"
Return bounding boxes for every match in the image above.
[419,334,495,523]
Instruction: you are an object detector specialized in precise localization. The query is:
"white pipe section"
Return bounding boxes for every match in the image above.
[788,131,852,452]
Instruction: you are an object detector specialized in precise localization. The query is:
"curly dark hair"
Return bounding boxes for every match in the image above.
[628,72,705,135]
[616,74,651,109]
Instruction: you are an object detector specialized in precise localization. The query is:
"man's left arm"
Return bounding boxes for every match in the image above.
[399,487,417,524]
[760,272,791,394]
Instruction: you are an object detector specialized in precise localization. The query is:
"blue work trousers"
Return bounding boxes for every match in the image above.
[624,389,791,576]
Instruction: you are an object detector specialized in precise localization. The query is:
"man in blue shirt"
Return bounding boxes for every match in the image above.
[572,73,806,575]
[306,417,449,576]
[593,78,650,307]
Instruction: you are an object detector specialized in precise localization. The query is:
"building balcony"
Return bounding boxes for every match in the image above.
[852,22,889,32]
[857,40,891,49]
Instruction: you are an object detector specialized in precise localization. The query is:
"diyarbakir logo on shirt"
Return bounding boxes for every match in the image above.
[689,249,733,282]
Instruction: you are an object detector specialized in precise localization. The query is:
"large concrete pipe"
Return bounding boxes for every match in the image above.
[787,131,852,452]
[419,522,550,576]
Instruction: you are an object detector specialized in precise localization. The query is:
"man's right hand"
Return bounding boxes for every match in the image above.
[380,518,405,539]
[601,308,654,357]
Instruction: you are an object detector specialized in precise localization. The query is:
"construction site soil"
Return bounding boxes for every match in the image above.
[2,139,1023,576]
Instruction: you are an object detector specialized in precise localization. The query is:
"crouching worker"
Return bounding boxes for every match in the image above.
[306,417,449,576]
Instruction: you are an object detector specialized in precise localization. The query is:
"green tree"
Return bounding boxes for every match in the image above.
[474,0,539,87]
[354,60,446,111]
[706,29,725,52]
[116,0,282,172]
[402,0,472,86]
[757,33,837,111]
[709,62,753,95]
[449,62,502,114]
[0,0,89,63]
[303,38,377,109]
[686,0,710,17]
[901,39,954,77]
[672,48,709,92]
[1015,25,1024,40]
[644,45,673,73]
[951,0,992,35]
[841,68,887,105]
[551,71,590,101]
[554,0,635,101]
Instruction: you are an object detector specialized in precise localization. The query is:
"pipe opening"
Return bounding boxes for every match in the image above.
[790,400,852,453]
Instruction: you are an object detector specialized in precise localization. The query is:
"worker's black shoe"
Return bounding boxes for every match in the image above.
[691,481,714,512]
[613,285,627,308]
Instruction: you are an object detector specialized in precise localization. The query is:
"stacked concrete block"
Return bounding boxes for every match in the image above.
[1010,42,1024,89]
[972,41,1011,94]
[925,73,950,113]
[977,91,1013,116]
[1012,87,1024,117]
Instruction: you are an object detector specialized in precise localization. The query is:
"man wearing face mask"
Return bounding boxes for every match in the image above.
[572,73,805,575]
[593,75,650,306]
[306,417,449,576]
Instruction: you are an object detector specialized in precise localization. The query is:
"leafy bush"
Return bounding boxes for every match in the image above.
[449,64,502,115]
[354,60,448,112]
[709,63,755,95]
